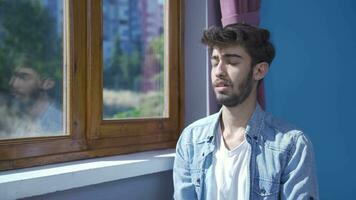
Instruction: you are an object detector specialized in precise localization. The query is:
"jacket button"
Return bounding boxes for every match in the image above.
[197,178,200,184]
[202,153,205,157]
[253,136,258,140]
[260,189,266,194]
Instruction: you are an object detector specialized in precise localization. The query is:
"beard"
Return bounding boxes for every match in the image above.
[215,68,254,107]
[10,89,42,113]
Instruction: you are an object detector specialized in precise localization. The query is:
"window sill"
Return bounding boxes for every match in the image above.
[0,149,175,200]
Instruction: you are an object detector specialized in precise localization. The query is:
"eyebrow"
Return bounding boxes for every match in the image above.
[211,54,243,59]
[14,71,31,77]
[222,54,243,59]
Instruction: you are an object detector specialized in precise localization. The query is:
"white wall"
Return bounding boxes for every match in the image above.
[184,0,210,125]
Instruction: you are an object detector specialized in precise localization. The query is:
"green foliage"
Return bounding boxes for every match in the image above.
[149,34,165,90]
[150,34,164,65]
[104,36,142,91]
[139,91,164,117]
[114,107,141,118]
[112,91,164,119]
[0,0,62,91]
[107,34,166,118]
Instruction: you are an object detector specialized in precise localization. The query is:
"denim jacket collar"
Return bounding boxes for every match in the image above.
[200,104,265,145]
[245,104,265,138]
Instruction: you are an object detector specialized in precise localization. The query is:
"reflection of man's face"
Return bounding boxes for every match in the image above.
[8,67,42,105]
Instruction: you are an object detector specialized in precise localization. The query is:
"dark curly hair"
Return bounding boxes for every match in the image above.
[201,23,275,66]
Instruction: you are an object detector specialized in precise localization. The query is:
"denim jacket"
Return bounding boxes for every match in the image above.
[173,105,319,200]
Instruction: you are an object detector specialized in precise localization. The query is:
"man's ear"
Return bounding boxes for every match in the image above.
[40,78,55,90]
[253,62,269,81]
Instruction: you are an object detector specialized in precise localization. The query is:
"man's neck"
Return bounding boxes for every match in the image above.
[26,94,51,120]
[221,92,257,133]
[219,91,257,150]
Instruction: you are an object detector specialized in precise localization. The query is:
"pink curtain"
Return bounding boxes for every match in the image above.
[219,0,266,110]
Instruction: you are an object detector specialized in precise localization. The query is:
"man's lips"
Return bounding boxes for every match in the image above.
[10,91,23,98]
[213,80,231,92]
[213,80,231,87]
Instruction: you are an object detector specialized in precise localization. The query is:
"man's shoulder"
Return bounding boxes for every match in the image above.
[38,103,63,134]
[185,112,220,130]
[264,112,301,134]
[262,111,311,150]
[179,112,220,144]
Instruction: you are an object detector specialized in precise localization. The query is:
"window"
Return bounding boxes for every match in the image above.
[0,0,183,170]
[0,0,65,139]
[102,0,166,119]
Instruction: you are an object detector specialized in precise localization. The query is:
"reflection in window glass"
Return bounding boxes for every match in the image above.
[103,0,166,119]
[0,0,64,139]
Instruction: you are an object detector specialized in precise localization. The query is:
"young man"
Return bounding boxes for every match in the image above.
[173,23,318,200]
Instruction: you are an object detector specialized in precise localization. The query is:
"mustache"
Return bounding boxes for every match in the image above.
[10,90,22,96]
[213,78,232,87]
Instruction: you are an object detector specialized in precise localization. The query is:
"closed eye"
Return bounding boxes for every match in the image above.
[210,58,219,67]
[228,62,239,65]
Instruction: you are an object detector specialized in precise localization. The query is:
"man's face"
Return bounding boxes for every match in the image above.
[210,45,256,107]
[8,67,42,105]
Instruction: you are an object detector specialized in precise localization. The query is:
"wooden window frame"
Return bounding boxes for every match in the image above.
[0,0,183,170]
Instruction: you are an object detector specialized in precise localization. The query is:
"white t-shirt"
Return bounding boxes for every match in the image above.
[211,124,251,200]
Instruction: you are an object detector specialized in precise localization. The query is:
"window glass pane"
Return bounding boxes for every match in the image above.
[103,0,166,119]
[0,0,64,139]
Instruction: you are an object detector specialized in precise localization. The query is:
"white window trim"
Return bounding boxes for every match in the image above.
[0,149,175,200]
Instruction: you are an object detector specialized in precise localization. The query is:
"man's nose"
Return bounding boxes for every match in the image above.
[9,77,17,87]
[214,61,227,77]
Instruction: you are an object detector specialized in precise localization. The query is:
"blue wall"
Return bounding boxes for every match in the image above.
[261,0,356,199]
